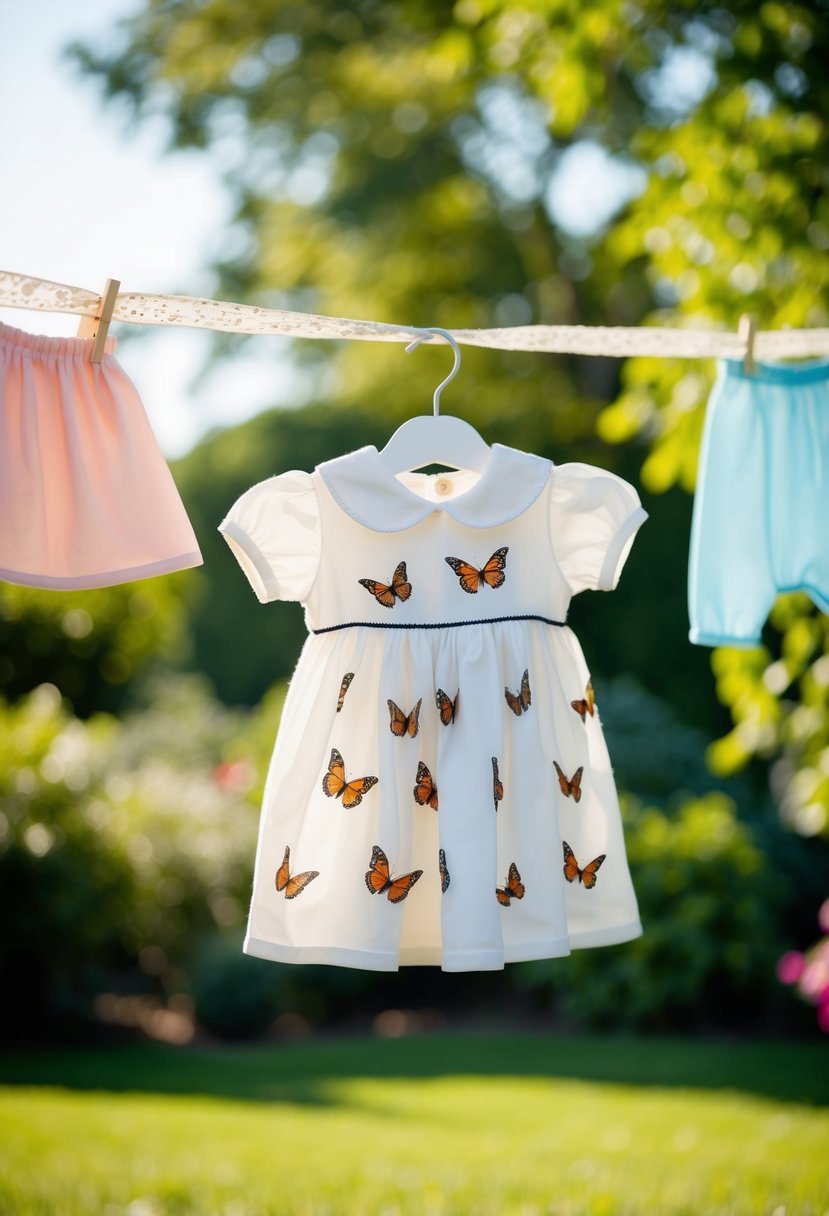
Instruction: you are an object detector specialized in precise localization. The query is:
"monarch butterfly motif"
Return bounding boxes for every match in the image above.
[358,560,412,608]
[496,862,525,906]
[275,845,319,900]
[505,669,531,716]
[388,698,422,738]
[336,672,355,713]
[365,845,423,903]
[413,761,439,811]
[439,847,450,894]
[492,756,503,812]
[554,761,584,803]
[321,747,378,808]
[435,688,459,726]
[570,679,596,722]
[562,841,605,889]
[444,546,509,594]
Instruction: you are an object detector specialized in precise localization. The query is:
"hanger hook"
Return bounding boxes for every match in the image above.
[404,327,461,416]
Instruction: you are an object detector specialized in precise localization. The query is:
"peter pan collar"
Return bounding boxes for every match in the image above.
[317,443,552,531]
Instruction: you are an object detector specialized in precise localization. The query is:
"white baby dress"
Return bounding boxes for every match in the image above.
[219,442,648,972]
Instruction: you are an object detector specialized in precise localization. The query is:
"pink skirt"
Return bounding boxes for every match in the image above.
[0,322,202,589]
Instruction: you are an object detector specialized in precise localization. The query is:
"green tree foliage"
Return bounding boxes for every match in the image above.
[0,575,196,718]
[72,0,829,836]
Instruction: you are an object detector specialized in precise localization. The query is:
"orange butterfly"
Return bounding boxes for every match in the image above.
[492,756,503,811]
[570,679,596,722]
[321,747,378,807]
[358,560,412,608]
[562,841,605,889]
[496,862,525,906]
[554,761,584,802]
[435,688,459,726]
[365,845,423,903]
[439,847,450,894]
[336,672,354,713]
[413,761,439,811]
[388,698,422,738]
[275,845,319,900]
[445,546,509,594]
[505,668,531,716]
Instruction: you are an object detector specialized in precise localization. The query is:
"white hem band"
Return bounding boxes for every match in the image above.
[0,551,203,590]
[567,919,643,949]
[243,922,641,972]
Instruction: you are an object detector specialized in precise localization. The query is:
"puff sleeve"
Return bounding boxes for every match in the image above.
[218,471,321,604]
[550,463,648,595]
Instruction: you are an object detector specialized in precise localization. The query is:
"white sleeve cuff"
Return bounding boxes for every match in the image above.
[218,519,280,604]
[597,506,649,592]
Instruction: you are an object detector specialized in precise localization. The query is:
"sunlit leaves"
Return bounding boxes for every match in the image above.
[592,19,829,825]
[70,0,829,838]
[705,602,829,838]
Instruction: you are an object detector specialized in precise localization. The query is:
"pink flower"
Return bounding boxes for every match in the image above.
[212,758,253,793]
[799,958,829,1003]
[776,951,806,985]
[780,900,829,1032]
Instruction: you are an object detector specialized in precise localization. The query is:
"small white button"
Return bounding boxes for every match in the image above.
[435,478,452,496]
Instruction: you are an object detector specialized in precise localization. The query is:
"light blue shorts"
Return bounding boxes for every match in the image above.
[689,357,829,647]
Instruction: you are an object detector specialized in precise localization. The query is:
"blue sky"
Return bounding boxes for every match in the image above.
[1,0,301,457]
[1,1,648,457]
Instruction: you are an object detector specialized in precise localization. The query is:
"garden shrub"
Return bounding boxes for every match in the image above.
[513,791,788,1030]
[0,678,256,1037]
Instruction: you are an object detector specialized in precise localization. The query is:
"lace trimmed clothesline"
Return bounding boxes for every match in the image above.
[2,269,829,360]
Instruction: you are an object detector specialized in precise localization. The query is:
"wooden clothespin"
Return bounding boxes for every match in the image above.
[738,313,757,376]
[77,278,120,364]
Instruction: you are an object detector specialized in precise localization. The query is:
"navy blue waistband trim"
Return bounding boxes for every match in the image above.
[311,613,566,635]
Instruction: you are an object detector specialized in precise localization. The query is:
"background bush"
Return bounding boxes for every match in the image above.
[4,670,821,1040]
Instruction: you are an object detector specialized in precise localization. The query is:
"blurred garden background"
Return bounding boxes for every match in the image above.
[2,1,829,1212]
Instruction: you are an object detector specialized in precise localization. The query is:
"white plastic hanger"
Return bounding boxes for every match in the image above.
[377,327,492,474]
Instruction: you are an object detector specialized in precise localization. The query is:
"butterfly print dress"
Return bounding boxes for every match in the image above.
[220,442,647,971]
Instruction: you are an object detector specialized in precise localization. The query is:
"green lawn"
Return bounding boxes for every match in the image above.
[1,1033,827,1215]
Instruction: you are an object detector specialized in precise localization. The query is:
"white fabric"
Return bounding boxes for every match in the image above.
[4,270,829,357]
[219,443,648,971]
[549,462,649,595]
[318,443,551,531]
[219,470,320,603]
